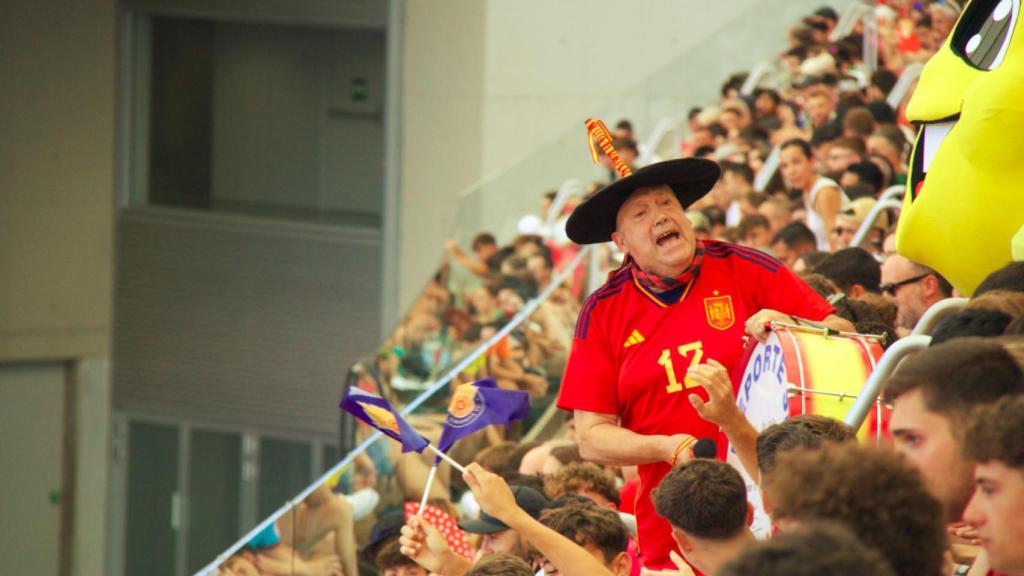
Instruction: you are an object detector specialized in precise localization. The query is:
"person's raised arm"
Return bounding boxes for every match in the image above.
[813,186,843,252]
[686,359,760,482]
[463,463,615,576]
[445,239,489,277]
[574,410,694,466]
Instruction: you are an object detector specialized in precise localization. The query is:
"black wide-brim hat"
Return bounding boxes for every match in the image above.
[566,158,721,245]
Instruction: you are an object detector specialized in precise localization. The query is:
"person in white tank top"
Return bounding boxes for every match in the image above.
[779,138,850,251]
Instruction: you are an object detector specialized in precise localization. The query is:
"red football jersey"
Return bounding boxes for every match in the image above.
[558,241,834,569]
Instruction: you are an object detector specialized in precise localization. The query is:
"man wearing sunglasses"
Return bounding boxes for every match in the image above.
[880,253,953,337]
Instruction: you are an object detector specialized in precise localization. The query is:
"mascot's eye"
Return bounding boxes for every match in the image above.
[952,0,1019,70]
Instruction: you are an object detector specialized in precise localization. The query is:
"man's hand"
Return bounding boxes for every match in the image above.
[686,359,741,429]
[463,463,520,524]
[948,521,982,545]
[744,309,791,343]
[399,515,455,574]
[638,551,695,576]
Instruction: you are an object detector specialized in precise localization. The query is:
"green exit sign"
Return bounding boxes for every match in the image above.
[351,77,368,102]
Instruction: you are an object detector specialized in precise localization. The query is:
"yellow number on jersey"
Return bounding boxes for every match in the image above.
[660,341,704,393]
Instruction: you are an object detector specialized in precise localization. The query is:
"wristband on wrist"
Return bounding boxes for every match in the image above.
[668,436,697,467]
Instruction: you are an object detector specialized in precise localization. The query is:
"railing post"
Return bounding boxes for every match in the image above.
[911,297,969,336]
[851,197,902,249]
[844,335,931,430]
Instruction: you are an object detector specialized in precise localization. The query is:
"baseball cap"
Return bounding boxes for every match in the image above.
[458,486,551,534]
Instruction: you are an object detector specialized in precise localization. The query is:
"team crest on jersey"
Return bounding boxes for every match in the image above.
[447,384,486,427]
[704,294,735,330]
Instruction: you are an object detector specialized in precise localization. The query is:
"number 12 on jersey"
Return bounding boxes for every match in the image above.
[658,341,704,393]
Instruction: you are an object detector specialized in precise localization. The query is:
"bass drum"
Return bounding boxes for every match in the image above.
[727,325,886,538]
[734,324,887,439]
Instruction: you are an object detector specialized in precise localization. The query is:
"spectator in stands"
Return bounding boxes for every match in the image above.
[737,214,772,250]
[967,289,1024,318]
[885,338,1024,526]
[880,254,953,336]
[458,464,637,576]
[378,539,429,576]
[614,119,634,141]
[755,415,855,483]
[539,503,632,576]
[929,309,1014,345]
[446,233,500,278]
[962,395,1024,576]
[400,484,550,575]
[804,89,838,131]
[825,136,866,177]
[272,482,356,576]
[465,553,533,576]
[527,252,555,293]
[815,247,881,297]
[779,138,849,251]
[752,88,781,125]
[653,459,754,575]
[840,160,885,197]
[867,127,907,185]
[829,197,888,254]
[770,221,817,269]
[720,161,756,225]
[975,261,1024,295]
[764,443,947,576]
[867,68,898,102]
[542,443,584,477]
[544,462,620,510]
[757,197,792,236]
[841,107,876,139]
[459,484,550,562]
[717,522,896,576]
[612,137,640,173]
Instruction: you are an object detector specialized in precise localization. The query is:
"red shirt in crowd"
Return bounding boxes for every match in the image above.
[558,240,833,569]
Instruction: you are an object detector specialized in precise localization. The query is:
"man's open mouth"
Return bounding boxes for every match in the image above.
[656,231,680,246]
[909,115,959,201]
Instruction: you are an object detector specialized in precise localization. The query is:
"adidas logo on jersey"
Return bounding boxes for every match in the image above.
[623,329,645,348]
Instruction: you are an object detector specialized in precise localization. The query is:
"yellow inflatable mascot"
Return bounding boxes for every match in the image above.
[897,0,1024,295]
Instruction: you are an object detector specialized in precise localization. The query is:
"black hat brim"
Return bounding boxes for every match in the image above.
[458,513,509,535]
[566,158,721,245]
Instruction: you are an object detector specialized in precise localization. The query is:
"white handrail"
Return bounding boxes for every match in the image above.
[830,2,874,41]
[740,61,778,96]
[753,144,781,193]
[911,297,969,336]
[546,179,585,228]
[639,117,681,166]
[851,196,902,249]
[886,63,925,109]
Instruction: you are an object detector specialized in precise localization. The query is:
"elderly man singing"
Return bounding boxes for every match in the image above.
[557,159,852,571]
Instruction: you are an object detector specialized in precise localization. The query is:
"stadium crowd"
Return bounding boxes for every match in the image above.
[217,2,1024,575]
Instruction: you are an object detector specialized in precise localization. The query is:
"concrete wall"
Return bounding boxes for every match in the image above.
[398,0,487,311]
[0,1,116,574]
[0,0,117,362]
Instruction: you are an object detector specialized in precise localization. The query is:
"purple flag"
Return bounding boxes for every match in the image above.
[437,378,531,453]
[339,387,429,453]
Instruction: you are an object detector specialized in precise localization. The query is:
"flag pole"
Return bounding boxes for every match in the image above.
[426,444,467,474]
[416,463,439,517]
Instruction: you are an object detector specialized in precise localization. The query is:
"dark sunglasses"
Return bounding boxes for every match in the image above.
[880,273,929,295]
